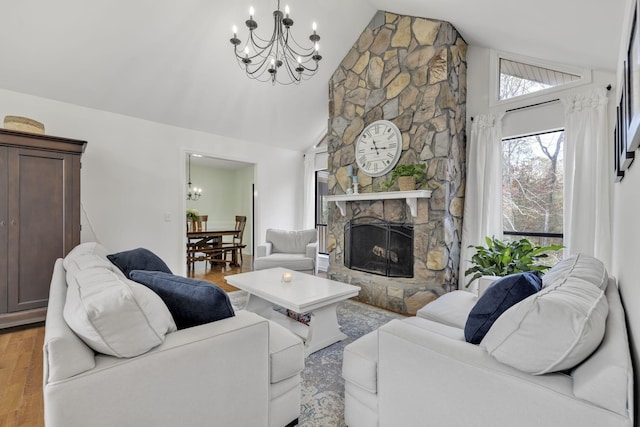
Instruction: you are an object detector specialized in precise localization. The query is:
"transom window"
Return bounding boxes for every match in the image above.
[491,51,590,106]
[499,58,581,100]
[502,130,564,263]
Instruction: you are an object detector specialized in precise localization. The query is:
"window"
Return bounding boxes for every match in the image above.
[499,58,580,100]
[490,51,590,106]
[502,130,564,263]
[315,170,329,255]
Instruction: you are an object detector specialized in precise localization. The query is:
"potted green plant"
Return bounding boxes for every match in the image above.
[382,163,428,191]
[186,208,200,231]
[464,236,563,288]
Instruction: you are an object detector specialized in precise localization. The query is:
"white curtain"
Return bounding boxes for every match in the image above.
[561,88,611,267]
[302,152,316,229]
[459,113,505,289]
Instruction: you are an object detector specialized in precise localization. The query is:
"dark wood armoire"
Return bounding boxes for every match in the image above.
[0,128,86,328]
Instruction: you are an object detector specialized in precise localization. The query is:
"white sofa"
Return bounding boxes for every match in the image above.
[254,229,318,274]
[43,243,305,427]
[342,254,634,427]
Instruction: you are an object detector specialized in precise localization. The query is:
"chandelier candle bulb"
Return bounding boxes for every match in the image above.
[285,5,289,18]
[249,6,254,19]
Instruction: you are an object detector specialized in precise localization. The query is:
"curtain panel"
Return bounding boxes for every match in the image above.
[459,113,505,290]
[303,152,316,229]
[561,88,612,268]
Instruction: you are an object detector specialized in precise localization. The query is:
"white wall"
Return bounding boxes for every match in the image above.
[612,0,640,407]
[0,88,303,274]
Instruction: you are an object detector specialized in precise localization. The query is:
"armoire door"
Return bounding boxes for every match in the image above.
[6,147,79,312]
[0,147,7,314]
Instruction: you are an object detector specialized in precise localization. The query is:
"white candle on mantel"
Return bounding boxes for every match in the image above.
[282,272,293,282]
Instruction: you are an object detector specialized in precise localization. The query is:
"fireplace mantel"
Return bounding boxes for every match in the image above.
[326,190,432,217]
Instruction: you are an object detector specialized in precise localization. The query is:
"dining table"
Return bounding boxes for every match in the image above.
[186,229,241,270]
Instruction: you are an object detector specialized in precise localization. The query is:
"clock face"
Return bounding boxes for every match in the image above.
[355,120,402,177]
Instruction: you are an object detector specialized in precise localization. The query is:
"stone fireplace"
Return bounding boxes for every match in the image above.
[326,11,467,314]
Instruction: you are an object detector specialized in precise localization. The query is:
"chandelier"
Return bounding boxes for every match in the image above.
[186,154,202,201]
[230,1,321,85]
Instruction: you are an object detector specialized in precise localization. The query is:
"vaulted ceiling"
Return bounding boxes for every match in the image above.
[0,0,625,152]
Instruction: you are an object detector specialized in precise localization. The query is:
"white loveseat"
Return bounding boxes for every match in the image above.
[43,243,304,427]
[342,254,634,427]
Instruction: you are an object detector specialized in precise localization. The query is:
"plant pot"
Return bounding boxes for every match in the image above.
[397,176,416,191]
[477,275,501,297]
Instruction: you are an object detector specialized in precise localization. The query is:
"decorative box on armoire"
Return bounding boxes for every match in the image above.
[0,128,86,328]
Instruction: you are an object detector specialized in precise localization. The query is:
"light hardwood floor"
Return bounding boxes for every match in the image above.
[0,255,254,427]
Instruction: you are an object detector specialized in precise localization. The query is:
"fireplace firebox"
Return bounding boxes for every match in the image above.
[344,217,413,278]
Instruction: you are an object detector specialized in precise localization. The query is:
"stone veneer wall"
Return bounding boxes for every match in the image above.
[326,11,467,314]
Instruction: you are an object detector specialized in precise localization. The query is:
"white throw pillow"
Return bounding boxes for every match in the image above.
[542,253,608,290]
[63,242,111,270]
[64,266,176,358]
[481,280,608,374]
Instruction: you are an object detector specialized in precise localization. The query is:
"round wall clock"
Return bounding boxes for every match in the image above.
[355,120,402,177]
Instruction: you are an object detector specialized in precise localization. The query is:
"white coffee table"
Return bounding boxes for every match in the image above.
[225,267,360,356]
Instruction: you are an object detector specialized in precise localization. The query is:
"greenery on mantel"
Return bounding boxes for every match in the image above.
[379,163,428,191]
[464,236,563,287]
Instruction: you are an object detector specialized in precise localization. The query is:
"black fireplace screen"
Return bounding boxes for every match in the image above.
[344,217,413,278]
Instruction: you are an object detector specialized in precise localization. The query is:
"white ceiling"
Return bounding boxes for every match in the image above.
[0,0,625,152]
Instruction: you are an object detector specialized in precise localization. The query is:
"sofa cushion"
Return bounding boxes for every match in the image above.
[254,254,315,272]
[417,290,478,329]
[481,278,608,374]
[64,267,176,357]
[129,270,235,330]
[464,272,542,344]
[268,320,305,383]
[542,253,608,290]
[266,229,317,254]
[107,247,172,278]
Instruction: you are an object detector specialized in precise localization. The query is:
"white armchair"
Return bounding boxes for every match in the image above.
[254,229,318,274]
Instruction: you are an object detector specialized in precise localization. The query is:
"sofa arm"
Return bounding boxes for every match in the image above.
[305,242,317,260]
[44,311,271,427]
[256,242,272,258]
[377,319,628,427]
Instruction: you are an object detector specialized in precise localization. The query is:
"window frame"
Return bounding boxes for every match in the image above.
[489,50,592,108]
[315,170,329,255]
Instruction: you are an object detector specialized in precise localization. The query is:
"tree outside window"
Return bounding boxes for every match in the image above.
[502,131,564,264]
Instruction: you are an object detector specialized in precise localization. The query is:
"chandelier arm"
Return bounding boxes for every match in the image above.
[282,31,318,56]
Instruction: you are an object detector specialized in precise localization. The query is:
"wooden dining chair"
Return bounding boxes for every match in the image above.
[222,215,247,266]
[198,215,208,231]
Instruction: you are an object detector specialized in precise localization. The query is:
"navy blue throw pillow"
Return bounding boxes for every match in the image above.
[129,270,235,330]
[107,247,172,277]
[464,272,542,344]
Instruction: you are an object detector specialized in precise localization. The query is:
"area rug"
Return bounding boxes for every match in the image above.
[228,291,404,426]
